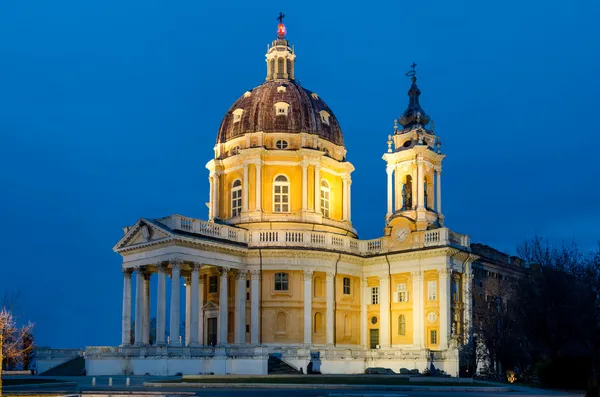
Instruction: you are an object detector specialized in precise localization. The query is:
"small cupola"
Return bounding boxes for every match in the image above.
[398,63,430,130]
[265,13,296,81]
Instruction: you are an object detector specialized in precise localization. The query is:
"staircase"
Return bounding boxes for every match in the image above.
[39,356,85,376]
[268,354,301,374]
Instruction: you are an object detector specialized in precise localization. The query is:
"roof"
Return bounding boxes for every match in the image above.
[216,79,344,146]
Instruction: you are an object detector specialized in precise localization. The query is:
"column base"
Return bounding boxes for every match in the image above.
[155,341,166,347]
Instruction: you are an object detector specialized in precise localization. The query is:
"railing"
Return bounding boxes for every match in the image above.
[154,215,468,255]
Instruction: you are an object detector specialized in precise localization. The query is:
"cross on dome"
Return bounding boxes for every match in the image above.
[277,12,286,39]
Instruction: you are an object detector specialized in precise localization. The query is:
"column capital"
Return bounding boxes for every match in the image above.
[361,278,368,287]
[437,268,452,277]
[235,270,248,280]
[411,270,424,278]
[157,263,169,272]
[301,162,308,169]
[303,269,314,280]
[143,271,152,281]
[250,270,261,280]
[378,274,390,282]
[325,272,335,281]
[122,268,133,277]
[170,258,182,268]
[219,267,230,276]
[386,165,394,175]
[434,166,442,174]
[191,262,202,272]
[184,275,191,284]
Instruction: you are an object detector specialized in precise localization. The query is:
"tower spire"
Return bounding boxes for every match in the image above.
[399,63,430,130]
[265,12,296,81]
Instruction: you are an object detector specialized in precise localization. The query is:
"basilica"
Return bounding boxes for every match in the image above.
[83,18,525,376]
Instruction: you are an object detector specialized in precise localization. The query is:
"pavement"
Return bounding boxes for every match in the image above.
[1,376,585,397]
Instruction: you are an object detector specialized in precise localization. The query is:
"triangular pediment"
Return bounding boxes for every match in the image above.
[113,218,172,252]
[203,301,219,311]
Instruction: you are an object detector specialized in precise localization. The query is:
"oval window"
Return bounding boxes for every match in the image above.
[371,316,378,325]
[276,140,288,149]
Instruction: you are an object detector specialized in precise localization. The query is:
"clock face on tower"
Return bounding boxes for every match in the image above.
[395,227,409,242]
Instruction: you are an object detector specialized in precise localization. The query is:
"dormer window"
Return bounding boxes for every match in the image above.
[319,110,330,125]
[274,102,290,116]
[277,86,287,93]
[311,93,319,100]
[276,140,288,149]
[232,108,244,123]
[231,146,240,155]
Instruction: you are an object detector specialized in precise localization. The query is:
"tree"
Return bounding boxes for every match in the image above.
[0,306,34,397]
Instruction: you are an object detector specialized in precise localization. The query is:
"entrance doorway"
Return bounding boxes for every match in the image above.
[369,329,379,349]
[207,317,217,346]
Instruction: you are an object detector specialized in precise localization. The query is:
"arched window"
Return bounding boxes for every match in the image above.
[231,179,242,217]
[403,175,413,209]
[424,177,428,209]
[270,59,275,77]
[277,58,284,78]
[276,312,287,334]
[320,180,330,218]
[273,175,290,212]
[314,312,322,334]
[398,314,406,336]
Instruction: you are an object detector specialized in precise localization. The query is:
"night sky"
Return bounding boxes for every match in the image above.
[1,0,598,348]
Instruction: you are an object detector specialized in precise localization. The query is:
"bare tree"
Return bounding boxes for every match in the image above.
[0,306,34,397]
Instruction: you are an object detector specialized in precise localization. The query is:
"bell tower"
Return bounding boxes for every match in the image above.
[383,65,445,232]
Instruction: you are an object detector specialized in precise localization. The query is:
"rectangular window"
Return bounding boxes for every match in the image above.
[245,324,250,333]
[209,276,218,293]
[343,277,351,295]
[428,280,437,300]
[246,292,250,301]
[397,283,408,302]
[320,188,330,218]
[371,286,379,304]
[430,329,437,344]
[232,188,242,216]
[274,272,289,291]
[274,184,290,212]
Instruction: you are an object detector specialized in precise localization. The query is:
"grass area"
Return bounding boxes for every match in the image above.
[164,376,486,386]
[2,379,66,386]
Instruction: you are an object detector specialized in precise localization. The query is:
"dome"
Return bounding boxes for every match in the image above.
[217,80,344,146]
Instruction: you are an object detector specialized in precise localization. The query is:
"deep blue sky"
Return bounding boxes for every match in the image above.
[1,0,598,348]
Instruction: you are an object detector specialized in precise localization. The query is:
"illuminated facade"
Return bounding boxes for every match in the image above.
[83,19,525,376]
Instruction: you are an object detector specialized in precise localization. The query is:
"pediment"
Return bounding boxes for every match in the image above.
[203,301,219,311]
[113,218,172,252]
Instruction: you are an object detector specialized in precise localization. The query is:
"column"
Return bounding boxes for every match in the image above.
[439,268,451,350]
[360,278,368,348]
[436,169,442,214]
[211,172,220,219]
[314,165,321,214]
[208,174,214,220]
[417,160,424,209]
[463,263,473,343]
[134,268,143,345]
[379,275,390,348]
[243,164,249,212]
[250,270,260,344]
[395,165,402,211]
[189,264,200,345]
[198,275,205,345]
[143,271,150,344]
[234,271,247,344]
[386,166,393,217]
[185,276,191,346]
[301,163,308,211]
[303,269,313,345]
[342,177,349,221]
[325,272,335,346]
[121,269,133,346]
[412,271,424,348]
[156,265,167,346]
[348,179,352,222]
[169,260,181,345]
[218,267,229,345]
[255,162,262,212]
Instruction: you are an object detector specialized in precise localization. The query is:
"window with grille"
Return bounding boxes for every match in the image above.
[343,277,351,295]
[397,283,408,302]
[398,315,406,336]
[371,286,379,304]
[275,140,288,149]
[208,276,218,293]
[231,179,242,216]
[274,272,289,291]
[430,329,437,344]
[320,180,330,218]
[273,175,290,212]
[428,280,437,300]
